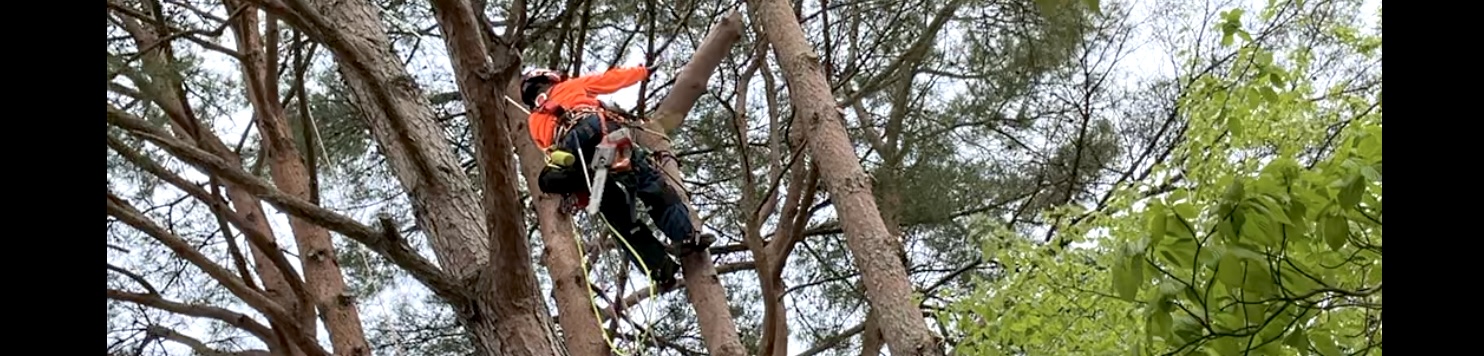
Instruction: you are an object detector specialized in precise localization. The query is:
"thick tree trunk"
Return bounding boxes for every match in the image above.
[429,0,566,354]
[226,6,371,355]
[633,10,748,356]
[746,0,946,355]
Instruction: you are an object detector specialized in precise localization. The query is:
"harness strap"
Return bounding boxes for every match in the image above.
[552,104,648,146]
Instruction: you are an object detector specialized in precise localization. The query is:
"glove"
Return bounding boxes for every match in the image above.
[547,150,575,168]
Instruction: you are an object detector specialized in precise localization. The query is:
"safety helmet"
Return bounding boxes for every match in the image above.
[520,69,566,108]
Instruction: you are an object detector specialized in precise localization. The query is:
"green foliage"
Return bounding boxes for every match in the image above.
[945,1,1380,354]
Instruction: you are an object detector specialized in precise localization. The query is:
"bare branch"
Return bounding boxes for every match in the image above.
[107,134,313,312]
[108,289,276,342]
[107,263,161,295]
[106,106,465,305]
[144,324,272,356]
[105,194,329,356]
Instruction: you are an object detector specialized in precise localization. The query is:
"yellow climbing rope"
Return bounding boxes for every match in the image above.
[571,215,659,355]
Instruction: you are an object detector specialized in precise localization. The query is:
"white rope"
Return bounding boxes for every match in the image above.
[505,95,532,115]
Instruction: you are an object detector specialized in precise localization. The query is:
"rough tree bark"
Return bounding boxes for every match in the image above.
[745,0,947,354]
[224,4,371,355]
[428,0,565,354]
[107,3,310,353]
[631,10,748,356]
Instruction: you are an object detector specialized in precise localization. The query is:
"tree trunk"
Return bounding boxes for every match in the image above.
[429,0,565,354]
[227,5,371,355]
[746,0,946,354]
[633,10,748,356]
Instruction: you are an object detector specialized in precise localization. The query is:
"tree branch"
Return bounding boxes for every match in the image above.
[599,261,757,322]
[144,324,273,356]
[107,263,161,295]
[108,289,276,342]
[107,134,313,313]
[106,105,465,305]
[106,194,328,356]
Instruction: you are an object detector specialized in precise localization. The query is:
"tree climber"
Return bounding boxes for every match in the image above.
[521,66,712,287]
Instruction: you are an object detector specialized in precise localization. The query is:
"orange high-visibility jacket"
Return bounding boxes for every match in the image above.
[527,66,650,150]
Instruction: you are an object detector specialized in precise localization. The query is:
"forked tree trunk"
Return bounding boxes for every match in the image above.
[745,0,947,355]
[225,4,371,355]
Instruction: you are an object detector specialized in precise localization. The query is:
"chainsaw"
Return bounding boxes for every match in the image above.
[578,127,636,216]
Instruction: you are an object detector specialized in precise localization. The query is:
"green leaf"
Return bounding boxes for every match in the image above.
[1242,263,1275,298]
[1033,0,1058,11]
[1286,199,1308,232]
[1284,328,1309,350]
[1227,114,1244,135]
[1224,178,1245,202]
[1217,254,1246,288]
[1210,337,1239,355]
[1268,71,1286,87]
[1148,204,1169,245]
[1243,301,1267,325]
[1314,331,1341,356]
[1148,308,1172,338]
[1113,256,1138,302]
[1337,174,1366,209]
[1322,214,1349,250]
[1259,86,1280,102]
[1256,196,1291,225]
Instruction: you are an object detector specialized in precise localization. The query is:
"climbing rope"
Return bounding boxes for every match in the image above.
[506,94,661,354]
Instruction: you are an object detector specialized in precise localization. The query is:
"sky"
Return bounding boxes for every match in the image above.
[117,0,1380,354]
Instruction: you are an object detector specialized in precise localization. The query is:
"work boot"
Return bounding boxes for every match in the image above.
[652,259,681,290]
[669,233,715,257]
